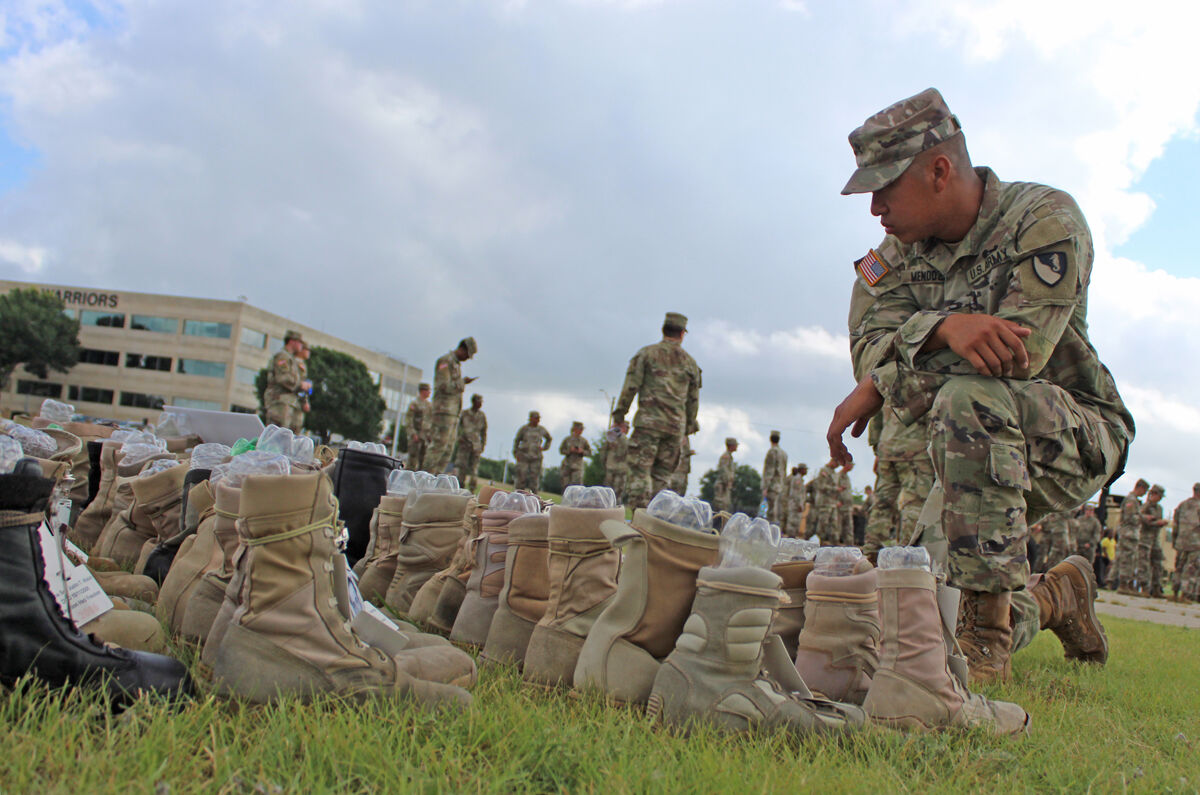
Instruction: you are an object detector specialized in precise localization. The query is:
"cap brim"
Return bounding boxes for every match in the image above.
[840,157,915,195]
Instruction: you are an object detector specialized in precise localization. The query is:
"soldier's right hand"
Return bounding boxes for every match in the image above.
[925,314,1031,377]
[302,380,313,391]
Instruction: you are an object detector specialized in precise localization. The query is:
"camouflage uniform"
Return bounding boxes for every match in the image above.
[1173,493,1200,602]
[836,467,854,545]
[558,428,592,489]
[512,421,552,492]
[455,405,487,491]
[713,449,735,513]
[783,470,808,538]
[1041,511,1073,571]
[863,411,935,558]
[1138,499,1166,597]
[811,463,840,544]
[612,321,702,509]
[1071,511,1103,565]
[1112,493,1142,591]
[670,436,694,495]
[404,394,432,471]
[762,442,788,525]
[602,429,629,501]
[264,348,303,430]
[426,349,467,473]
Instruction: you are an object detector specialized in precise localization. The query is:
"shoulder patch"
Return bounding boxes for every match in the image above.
[854,249,889,286]
[1032,252,1068,287]
[1020,246,1077,301]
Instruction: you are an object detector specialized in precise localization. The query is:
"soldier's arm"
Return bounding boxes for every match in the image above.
[613,350,645,423]
[542,428,552,450]
[434,355,453,395]
[582,439,592,456]
[685,364,701,435]
[559,437,570,455]
[480,417,487,450]
[512,431,521,458]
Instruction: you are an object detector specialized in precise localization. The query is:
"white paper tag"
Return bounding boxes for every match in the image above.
[64,537,88,563]
[36,522,113,627]
[53,496,72,534]
[361,601,399,632]
[346,566,365,618]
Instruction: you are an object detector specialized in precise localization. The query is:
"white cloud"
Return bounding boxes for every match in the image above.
[0,239,47,273]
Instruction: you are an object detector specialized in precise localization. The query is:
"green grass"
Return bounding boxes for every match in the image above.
[2,616,1197,793]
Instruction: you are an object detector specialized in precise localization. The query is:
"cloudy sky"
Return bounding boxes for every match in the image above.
[1,0,1197,500]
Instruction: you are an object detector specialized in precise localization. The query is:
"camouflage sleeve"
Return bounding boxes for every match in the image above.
[994,200,1089,377]
[480,415,487,450]
[559,437,570,455]
[613,349,645,422]
[541,427,552,450]
[434,354,454,394]
[512,429,522,458]
[582,438,592,456]
[405,403,417,436]
[685,362,701,435]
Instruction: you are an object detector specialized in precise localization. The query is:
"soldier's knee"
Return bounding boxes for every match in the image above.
[931,375,1017,429]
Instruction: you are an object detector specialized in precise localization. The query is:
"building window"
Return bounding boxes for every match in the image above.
[240,327,266,348]
[130,314,179,334]
[16,380,63,398]
[230,404,259,414]
[126,353,173,371]
[78,348,120,366]
[80,310,125,328]
[177,358,227,378]
[68,386,115,405]
[235,365,260,385]
[172,397,221,411]
[120,391,165,410]
[268,336,284,354]
[183,320,232,339]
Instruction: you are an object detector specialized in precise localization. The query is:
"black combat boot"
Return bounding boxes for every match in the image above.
[83,439,104,509]
[142,467,212,583]
[329,448,399,568]
[0,459,194,708]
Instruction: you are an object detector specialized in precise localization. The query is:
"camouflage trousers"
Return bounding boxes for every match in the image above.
[864,457,936,556]
[406,438,427,472]
[424,411,459,474]
[266,400,301,433]
[669,469,689,496]
[838,507,855,545]
[784,504,807,538]
[1176,550,1200,602]
[606,469,627,504]
[765,486,785,525]
[513,457,543,493]
[863,462,901,556]
[712,482,732,514]
[813,507,839,545]
[455,441,482,492]
[913,375,1124,594]
[1044,528,1073,572]
[1110,530,1139,589]
[1136,537,1164,596]
[561,459,585,489]
[625,427,682,510]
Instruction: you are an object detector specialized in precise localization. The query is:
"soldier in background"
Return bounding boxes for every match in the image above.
[1071,504,1103,570]
[404,383,432,471]
[602,421,630,502]
[1113,478,1148,594]
[513,411,552,492]
[264,330,311,431]
[1139,484,1169,597]
[713,437,737,513]
[612,312,702,509]
[559,421,592,489]
[670,436,694,495]
[863,412,934,561]
[761,431,787,525]
[293,341,312,433]
[837,461,855,544]
[812,461,840,544]
[426,337,478,473]
[783,463,809,538]
[1172,483,1200,603]
[455,393,488,492]
[1041,511,1073,571]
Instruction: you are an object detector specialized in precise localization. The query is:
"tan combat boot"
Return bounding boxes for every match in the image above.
[447,507,523,645]
[384,491,474,617]
[770,560,814,659]
[523,503,625,687]
[480,513,550,668]
[863,568,1029,735]
[180,481,244,642]
[79,602,170,654]
[211,472,472,707]
[646,565,864,737]
[793,560,879,704]
[956,589,1014,684]
[71,441,123,551]
[131,463,188,574]
[410,530,473,631]
[155,480,217,633]
[94,463,184,569]
[573,509,719,704]
[1028,555,1108,664]
[355,495,407,604]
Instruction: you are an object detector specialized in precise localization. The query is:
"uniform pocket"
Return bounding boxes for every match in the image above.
[987,444,1031,491]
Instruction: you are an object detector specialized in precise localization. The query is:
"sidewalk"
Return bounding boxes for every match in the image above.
[1094,590,1200,629]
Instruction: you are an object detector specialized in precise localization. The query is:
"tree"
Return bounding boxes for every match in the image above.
[257,346,385,442]
[541,465,561,495]
[699,464,763,515]
[0,288,80,394]
[583,434,607,486]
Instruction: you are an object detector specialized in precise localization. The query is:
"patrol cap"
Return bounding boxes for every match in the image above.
[418,382,431,391]
[841,88,963,195]
[1151,484,1165,495]
[571,421,584,430]
[471,393,482,403]
[1136,478,1150,489]
[284,329,306,344]
[1194,482,1200,492]
[725,437,737,446]
[459,337,478,357]
[770,430,781,441]
[664,312,688,331]
[529,410,540,419]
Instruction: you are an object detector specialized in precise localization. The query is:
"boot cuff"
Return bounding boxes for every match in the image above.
[404,491,472,524]
[213,482,243,515]
[131,461,188,502]
[806,568,878,597]
[547,505,625,539]
[630,509,720,550]
[239,472,325,525]
[697,564,782,593]
[0,472,55,511]
[771,560,814,589]
[875,567,936,591]
[508,513,550,542]
[482,509,524,528]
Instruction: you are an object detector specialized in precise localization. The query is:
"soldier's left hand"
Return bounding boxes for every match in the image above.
[826,376,883,467]
[464,376,478,384]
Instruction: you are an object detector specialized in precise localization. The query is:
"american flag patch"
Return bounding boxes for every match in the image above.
[855,248,888,286]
